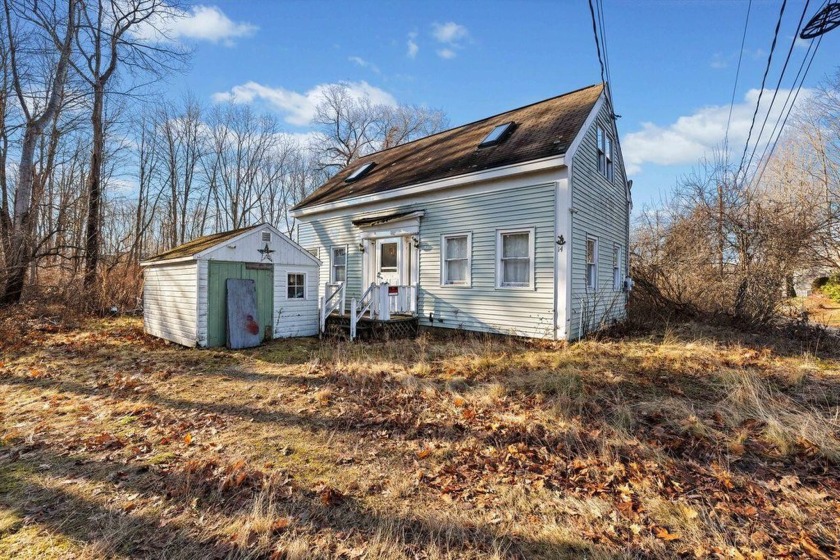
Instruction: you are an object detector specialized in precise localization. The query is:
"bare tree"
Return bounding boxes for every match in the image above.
[71,0,185,298]
[0,0,77,305]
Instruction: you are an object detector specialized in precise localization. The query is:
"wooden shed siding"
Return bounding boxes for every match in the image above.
[298,180,558,338]
[196,260,209,346]
[143,261,198,347]
[568,102,630,340]
[274,263,320,338]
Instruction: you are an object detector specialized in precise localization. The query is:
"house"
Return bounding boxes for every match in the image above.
[290,83,632,340]
[140,224,321,347]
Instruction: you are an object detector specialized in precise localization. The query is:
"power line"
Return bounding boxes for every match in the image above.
[741,0,811,181]
[752,33,823,189]
[735,0,788,186]
[596,0,612,88]
[588,0,607,87]
[723,0,753,166]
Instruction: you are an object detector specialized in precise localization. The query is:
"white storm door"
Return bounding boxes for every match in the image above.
[376,238,402,286]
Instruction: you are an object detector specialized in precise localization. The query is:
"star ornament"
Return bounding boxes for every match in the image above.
[258,243,275,261]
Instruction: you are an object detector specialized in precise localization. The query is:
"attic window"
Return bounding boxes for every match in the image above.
[479,122,515,148]
[345,162,375,183]
[261,231,271,243]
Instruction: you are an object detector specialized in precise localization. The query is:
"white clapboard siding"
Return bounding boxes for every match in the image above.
[568,100,630,340]
[274,264,320,338]
[143,261,198,347]
[298,180,559,338]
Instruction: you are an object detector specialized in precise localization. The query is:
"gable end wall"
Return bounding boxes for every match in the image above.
[568,100,630,339]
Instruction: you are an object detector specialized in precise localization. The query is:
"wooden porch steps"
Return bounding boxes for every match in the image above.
[324,312,418,341]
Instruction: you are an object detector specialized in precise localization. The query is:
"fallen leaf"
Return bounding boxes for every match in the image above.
[655,527,681,541]
[184,433,193,445]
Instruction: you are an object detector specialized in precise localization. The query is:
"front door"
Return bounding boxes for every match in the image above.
[376,238,402,286]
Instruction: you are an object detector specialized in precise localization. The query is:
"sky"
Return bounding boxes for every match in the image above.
[156,0,840,210]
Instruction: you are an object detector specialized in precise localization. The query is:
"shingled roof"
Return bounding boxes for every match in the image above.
[142,225,258,263]
[294,83,603,211]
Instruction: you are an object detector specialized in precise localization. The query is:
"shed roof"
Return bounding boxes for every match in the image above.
[142,226,259,264]
[294,83,604,211]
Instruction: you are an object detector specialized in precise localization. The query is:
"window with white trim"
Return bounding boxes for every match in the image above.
[287,273,306,299]
[441,233,471,286]
[497,228,535,289]
[330,246,346,283]
[586,237,598,290]
[597,126,614,181]
[613,243,622,290]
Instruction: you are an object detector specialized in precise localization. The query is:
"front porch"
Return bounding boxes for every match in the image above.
[319,282,418,340]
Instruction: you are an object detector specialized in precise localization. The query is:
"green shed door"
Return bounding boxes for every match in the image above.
[207,261,274,347]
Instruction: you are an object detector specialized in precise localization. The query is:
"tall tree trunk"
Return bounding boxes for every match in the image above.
[83,83,104,296]
[1,0,76,306]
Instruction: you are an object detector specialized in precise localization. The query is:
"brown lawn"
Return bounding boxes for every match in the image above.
[1,314,839,559]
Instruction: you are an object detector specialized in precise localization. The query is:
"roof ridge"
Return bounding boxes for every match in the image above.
[349,83,604,162]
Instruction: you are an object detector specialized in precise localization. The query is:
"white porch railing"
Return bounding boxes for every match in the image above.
[347,283,417,340]
[319,282,345,335]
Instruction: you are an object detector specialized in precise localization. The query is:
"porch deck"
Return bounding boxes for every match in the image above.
[324,311,418,340]
[319,282,418,341]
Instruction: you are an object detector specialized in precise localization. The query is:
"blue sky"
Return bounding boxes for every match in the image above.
[159,0,840,209]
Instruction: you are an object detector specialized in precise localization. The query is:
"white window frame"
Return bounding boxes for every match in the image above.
[286,271,307,300]
[597,126,614,182]
[440,232,472,287]
[613,243,622,291]
[330,245,347,284]
[586,236,598,291]
[496,227,536,290]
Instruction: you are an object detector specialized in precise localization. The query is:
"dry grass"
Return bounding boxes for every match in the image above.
[1,314,839,559]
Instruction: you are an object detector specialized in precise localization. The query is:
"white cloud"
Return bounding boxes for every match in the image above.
[622,88,814,175]
[212,80,398,127]
[432,21,468,44]
[134,5,257,46]
[431,21,469,58]
[348,56,380,73]
[407,32,419,58]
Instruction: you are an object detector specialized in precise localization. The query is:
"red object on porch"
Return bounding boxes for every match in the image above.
[388,286,398,295]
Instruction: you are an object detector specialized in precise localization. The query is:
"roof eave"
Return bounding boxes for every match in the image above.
[291,153,567,219]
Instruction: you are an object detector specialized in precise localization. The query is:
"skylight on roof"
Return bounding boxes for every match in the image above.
[479,122,515,148]
[345,162,375,183]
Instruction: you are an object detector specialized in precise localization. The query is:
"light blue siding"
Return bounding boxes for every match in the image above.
[568,100,630,339]
[297,181,558,338]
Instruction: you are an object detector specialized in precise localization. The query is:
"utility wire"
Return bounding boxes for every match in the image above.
[596,0,612,88]
[588,0,607,87]
[723,0,752,166]
[735,0,787,185]
[752,33,823,189]
[741,0,811,184]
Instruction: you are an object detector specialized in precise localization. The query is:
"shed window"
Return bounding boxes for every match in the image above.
[497,228,535,289]
[586,237,598,290]
[441,233,471,286]
[261,231,271,243]
[597,126,614,181]
[331,246,346,283]
[287,273,306,299]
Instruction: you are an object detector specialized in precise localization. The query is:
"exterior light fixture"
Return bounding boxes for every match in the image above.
[411,235,420,248]
[358,242,365,253]
[556,235,566,251]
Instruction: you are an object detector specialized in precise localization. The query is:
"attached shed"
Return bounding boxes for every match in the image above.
[141,224,321,347]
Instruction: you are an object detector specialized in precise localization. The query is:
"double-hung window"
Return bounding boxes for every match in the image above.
[586,237,598,290]
[287,273,306,299]
[597,126,614,181]
[613,243,622,290]
[331,246,346,283]
[441,233,471,286]
[497,228,535,289]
